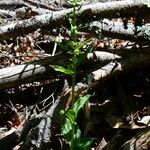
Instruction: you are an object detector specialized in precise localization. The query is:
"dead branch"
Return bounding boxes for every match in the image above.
[0,47,149,91]
[0,9,16,18]
[0,0,149,42]
[90,47,150,82]
[0,53,67,90]
[93,20,150,41]
[0,0,26,9]
[23,0,62,11]
[0,51,120,90]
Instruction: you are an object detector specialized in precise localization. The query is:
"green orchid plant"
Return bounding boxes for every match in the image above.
[51,0,93,149]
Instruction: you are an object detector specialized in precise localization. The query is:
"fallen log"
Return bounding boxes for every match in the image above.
[23,0,62,11]
[0,45,149,91]
[0,51,120,90]
[92,20,150,41]
[89,47,150,82]
[0,46,149,91]
[0,0,26,9]
[0,53,67,90]
[0,0,149,42]
[0,9,16,18]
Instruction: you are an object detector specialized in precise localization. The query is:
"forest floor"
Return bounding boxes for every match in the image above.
[0,0,150,150]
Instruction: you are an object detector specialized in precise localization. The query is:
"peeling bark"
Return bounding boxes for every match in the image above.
[0,0,149,42]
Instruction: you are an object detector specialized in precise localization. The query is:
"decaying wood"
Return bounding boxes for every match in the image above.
[91,62,122,81]
[0,53,67,90]
[0,51,120,90]
[101,130,128,150]
[23,0,62,11]
[0,9,16,18]
[120,127,150,150]
[91,47,150,81]
[0,127,22,150]
[19,92,69,150]
[87,51,121,61]
[94,20,150,41]
[0,47,149,90]
[0,0,26,9]
[0,0,149,42]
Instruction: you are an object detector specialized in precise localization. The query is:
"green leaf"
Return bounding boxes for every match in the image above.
[75,138,93,150]
[75,9,79,15]
[69,0,82,3]
[61,118,81,143]
[74,123,81,140]
[58,43,69,51]
[50,65,74,75]
[65,109,76,124]
[61,118,72,142]
[72,94,91,116]
[68,41,77,47]
[75,38,92,50]
[70,0,75,3]
[76,45,93,66]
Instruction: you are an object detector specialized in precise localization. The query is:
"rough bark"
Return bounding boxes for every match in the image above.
[0,0,149,42]
[120,128,150,150]
[0,51,120,90]
[19,93,68,150]
[0,53,67,90]
[94,20,150,41]
[23,0,62,11]
[0,0,26,9]
[0,46,149,91]
[0,93,68,150]
[0,126,26,150]
[0,9,16,18]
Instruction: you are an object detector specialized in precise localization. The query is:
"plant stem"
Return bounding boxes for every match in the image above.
[70,66,76,150]
[71,122,75,150]
[72,73,75,104]
[70,2,78,150]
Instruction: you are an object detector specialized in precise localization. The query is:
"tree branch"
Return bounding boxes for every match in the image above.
[0,0,149,42]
